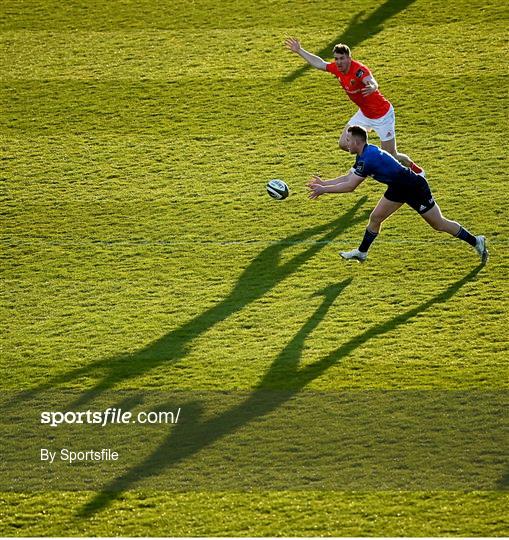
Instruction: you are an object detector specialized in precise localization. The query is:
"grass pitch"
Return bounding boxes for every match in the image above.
[1,0,508,535]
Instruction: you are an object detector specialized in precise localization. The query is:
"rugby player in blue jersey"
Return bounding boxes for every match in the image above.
[308,126,488,263]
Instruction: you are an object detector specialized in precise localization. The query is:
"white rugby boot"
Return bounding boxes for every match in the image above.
[339,248,367,263]
[474,235,488,264]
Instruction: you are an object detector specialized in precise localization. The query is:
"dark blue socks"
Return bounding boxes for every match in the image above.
[455,226,477,247]
[358,228,378,253]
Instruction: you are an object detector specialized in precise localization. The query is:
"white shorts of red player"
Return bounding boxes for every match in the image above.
[349,104,396,142]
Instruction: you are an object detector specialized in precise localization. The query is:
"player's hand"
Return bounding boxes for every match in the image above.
[284,37,301,53]
[307,174,324,187]
[308,180,326,199]
[361,83,376,96]
[308,185,325,199]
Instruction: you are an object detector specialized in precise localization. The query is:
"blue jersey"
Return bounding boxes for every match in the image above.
[352,144,411,185]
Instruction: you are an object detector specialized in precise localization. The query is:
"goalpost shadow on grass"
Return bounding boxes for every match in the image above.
[76,262,484,518]
[283,0,417,83]
[5,196,369,410]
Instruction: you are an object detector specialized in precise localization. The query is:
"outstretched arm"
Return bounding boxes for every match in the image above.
[307,174,352,187]
[308,172,366,199]
[284,37,328,71]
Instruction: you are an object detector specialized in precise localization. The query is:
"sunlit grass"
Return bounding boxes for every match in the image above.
[1,0,508,535]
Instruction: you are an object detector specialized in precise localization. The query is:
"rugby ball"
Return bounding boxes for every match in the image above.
[267,179,289,200]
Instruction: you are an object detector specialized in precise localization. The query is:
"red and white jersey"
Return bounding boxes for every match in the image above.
[326,59,391,119]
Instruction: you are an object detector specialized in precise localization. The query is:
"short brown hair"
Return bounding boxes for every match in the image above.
[332,43,351,56]
[347,125,368,142]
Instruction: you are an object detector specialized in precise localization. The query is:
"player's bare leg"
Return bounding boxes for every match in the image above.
[367,196,404,233]
[420,204,488,263]
[340,196,403,262]
[420,203,462,235]
[381,137,425,176]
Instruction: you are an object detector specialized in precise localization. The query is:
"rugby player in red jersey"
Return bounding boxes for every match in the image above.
[284,37,425,175]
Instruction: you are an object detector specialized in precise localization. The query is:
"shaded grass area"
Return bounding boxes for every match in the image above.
[1,0,508,535]
[4,389,504,496]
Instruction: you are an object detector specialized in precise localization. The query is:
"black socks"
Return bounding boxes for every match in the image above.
[358,228,378,253]
[455,226,477,247]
